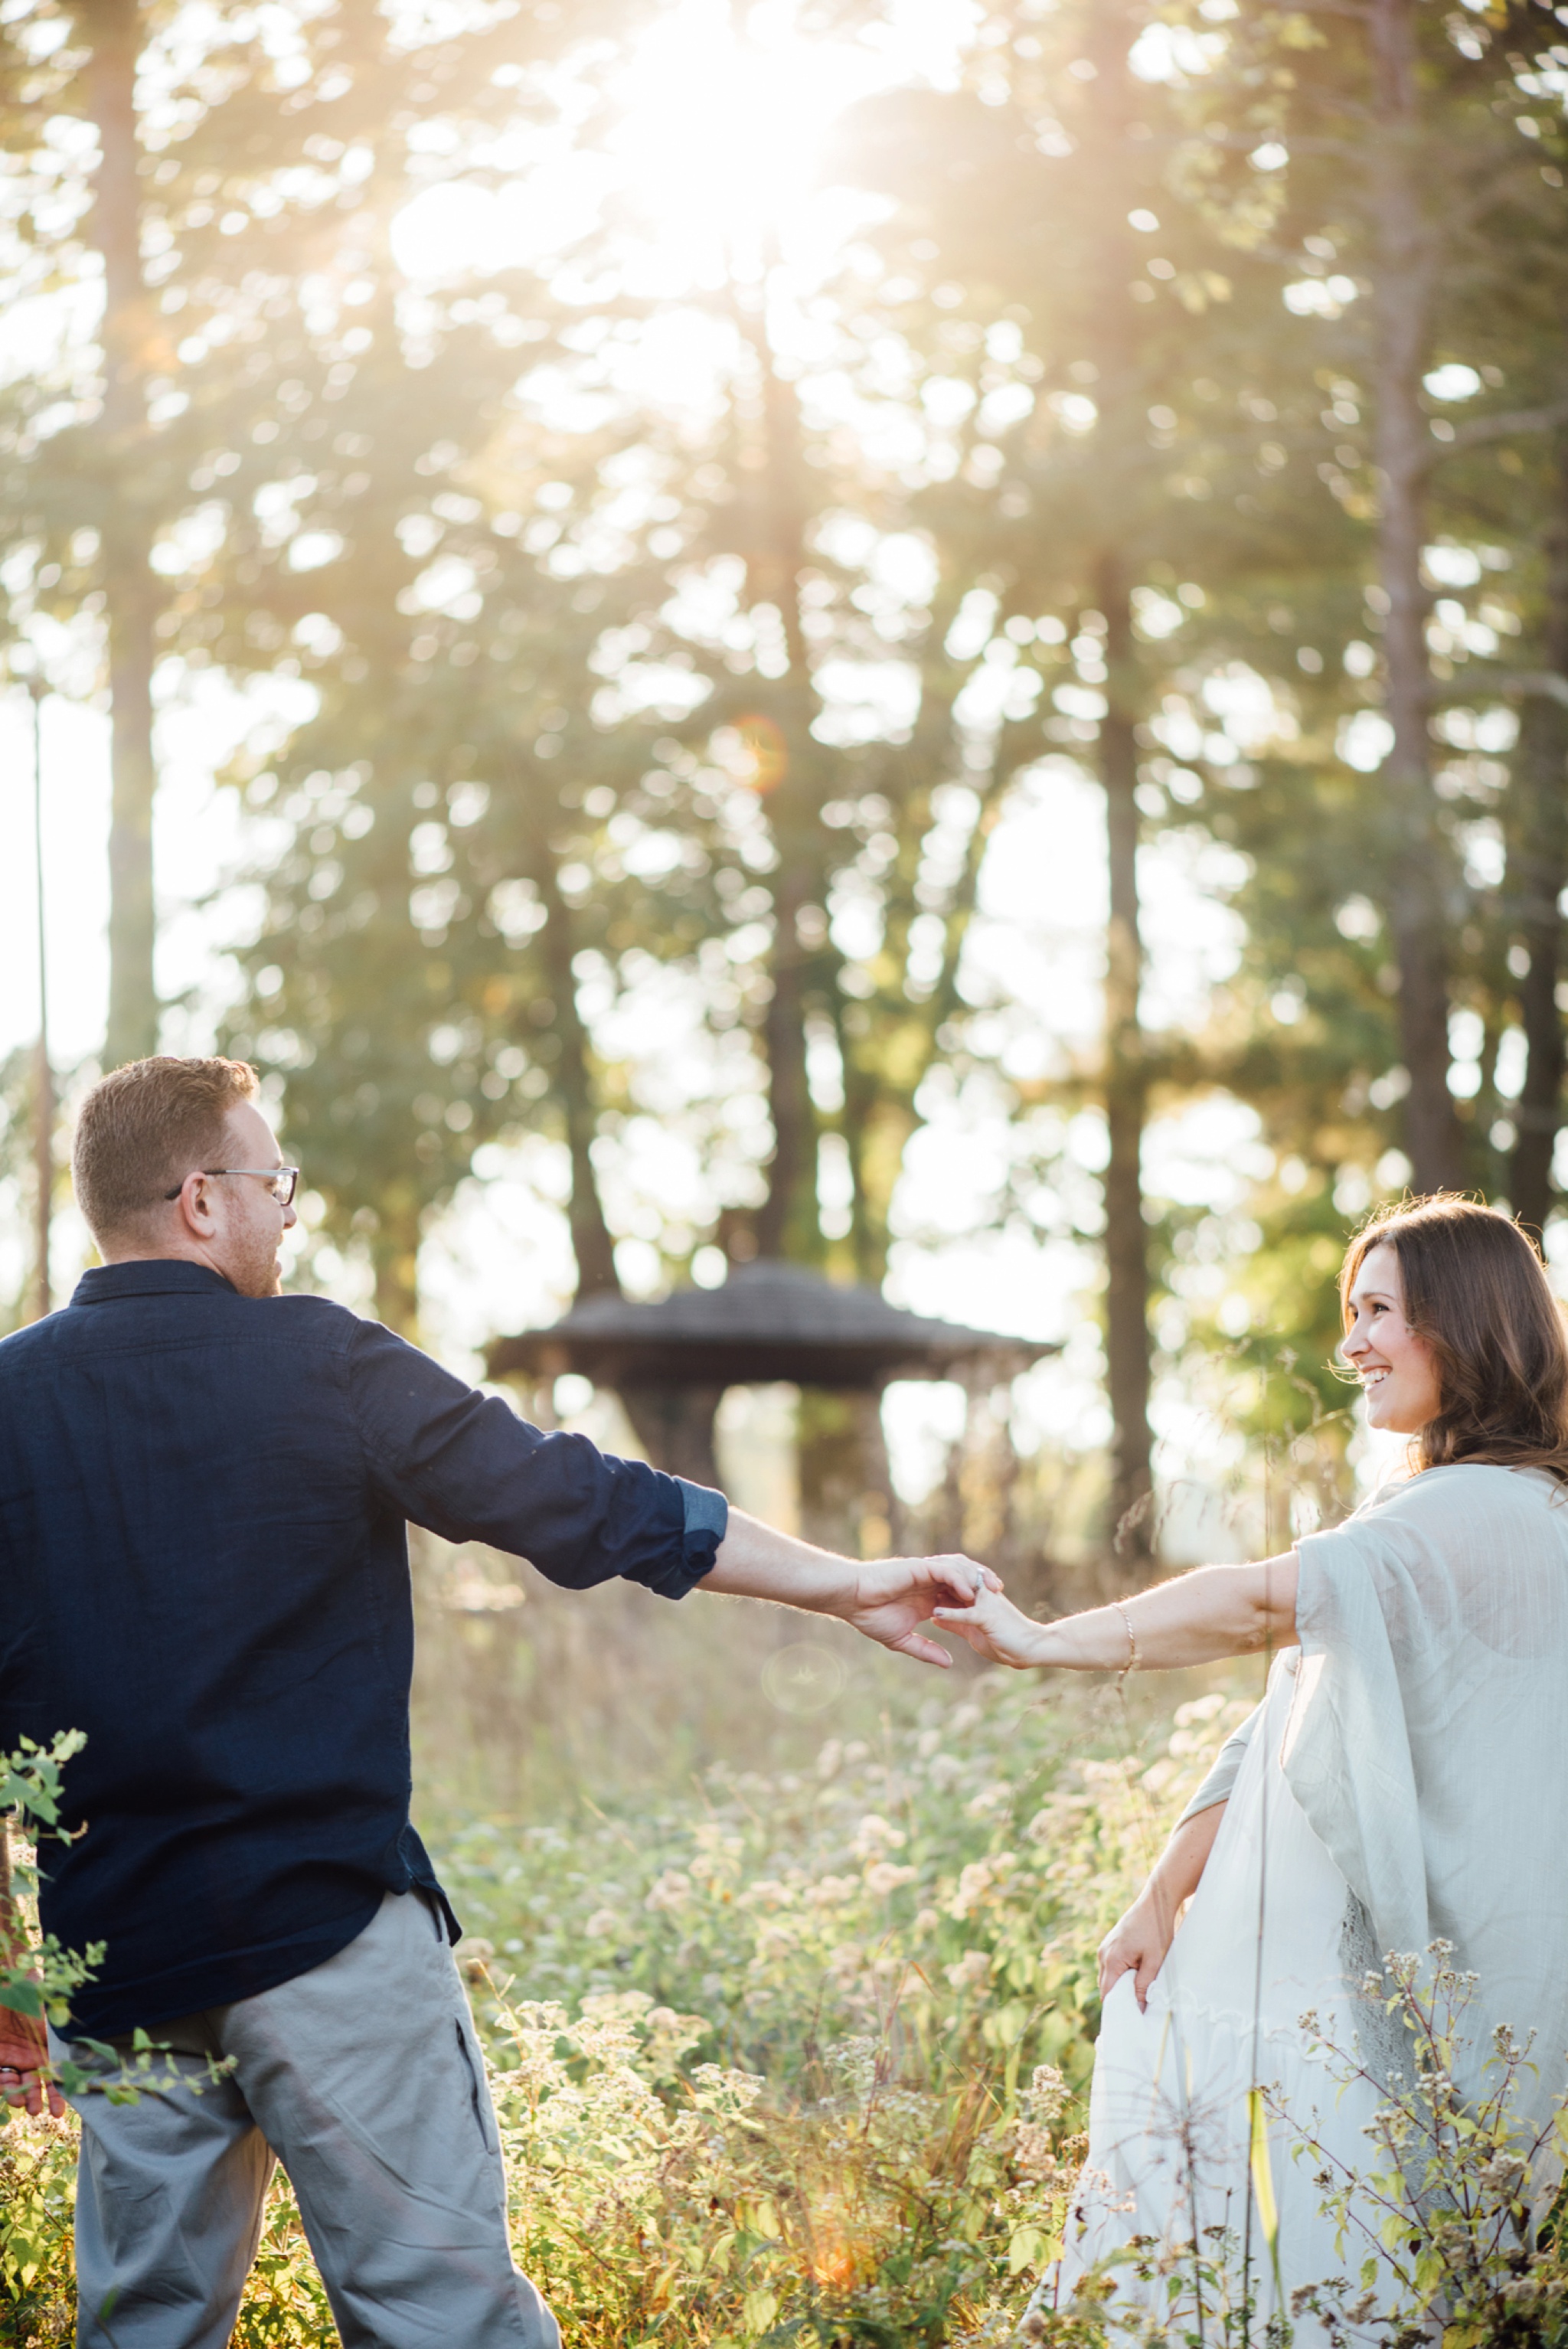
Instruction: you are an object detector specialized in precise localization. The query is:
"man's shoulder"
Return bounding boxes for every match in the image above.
[0,1287,369,1365]
[245,1292,380,1355]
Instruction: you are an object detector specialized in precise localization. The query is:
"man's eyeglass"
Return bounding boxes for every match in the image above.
[165,1168,300,1207]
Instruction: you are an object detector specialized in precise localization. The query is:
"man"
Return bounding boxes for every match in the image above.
[0,1054,985,2349]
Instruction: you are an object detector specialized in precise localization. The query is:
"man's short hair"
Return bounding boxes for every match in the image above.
[72,1057,260,1243]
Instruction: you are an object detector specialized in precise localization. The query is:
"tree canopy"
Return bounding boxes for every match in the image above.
[4,0,1566,1556]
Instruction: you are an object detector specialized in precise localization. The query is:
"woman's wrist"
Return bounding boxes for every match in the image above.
[1021,1618,1069,1668]
[1027,1606,1131,1673]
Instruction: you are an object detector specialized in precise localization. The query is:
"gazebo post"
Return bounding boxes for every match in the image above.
[619,1383,725,1489]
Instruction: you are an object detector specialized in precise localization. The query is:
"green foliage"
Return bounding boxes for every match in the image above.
[15,1699,1568,2345]
[0,1733,102,2039]
[1290,1944,1568,2348]
[0,1680,1245,2345]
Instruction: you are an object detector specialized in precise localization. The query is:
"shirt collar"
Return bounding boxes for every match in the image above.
[70,1261,240,1305]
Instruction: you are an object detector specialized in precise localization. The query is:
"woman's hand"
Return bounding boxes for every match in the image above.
[1096,1803,1228,2014]
[1098,1885,1178,2011]
[937,1557,1299,1674]
[929,1577,1050,1669]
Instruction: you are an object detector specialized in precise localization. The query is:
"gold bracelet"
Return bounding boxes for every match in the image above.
[1114,1599,1139,1683]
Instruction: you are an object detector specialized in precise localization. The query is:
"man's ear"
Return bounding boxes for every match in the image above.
[170,1173,219,1240]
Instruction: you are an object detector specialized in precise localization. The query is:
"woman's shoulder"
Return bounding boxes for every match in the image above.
[1351,1460,1565,1529]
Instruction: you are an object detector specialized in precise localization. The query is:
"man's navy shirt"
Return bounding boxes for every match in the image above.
[0,1261,727,2037]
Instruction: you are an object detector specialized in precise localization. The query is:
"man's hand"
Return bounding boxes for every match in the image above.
[0,2003,64,2119]
[700,1508,999,1665]
[838,1557,1004,1669]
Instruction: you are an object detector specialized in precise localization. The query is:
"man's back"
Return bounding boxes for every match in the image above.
[0,1259,720,2035]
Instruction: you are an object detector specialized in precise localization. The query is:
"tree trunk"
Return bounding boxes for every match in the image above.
[1368,0,1465,1193]
[1073,4,1156,1575]
[531,832,620,1300]
[1509,430,1568,1235]
[755,843,816,1262]
[81,0,160,1068]
[796,1389,887,1557]
[1097,552,1154,1571]
[733,289,825,1265]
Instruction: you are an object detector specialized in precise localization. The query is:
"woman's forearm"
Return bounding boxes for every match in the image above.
[1148,1802,1226,1916]
[1021,1556,1299,1671]
[1098,1802,1227,2004]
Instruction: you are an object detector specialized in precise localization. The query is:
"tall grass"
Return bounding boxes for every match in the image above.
[2,1661,1246,2344]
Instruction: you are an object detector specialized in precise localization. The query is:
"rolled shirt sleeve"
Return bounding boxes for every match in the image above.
[348,1317,726,1599]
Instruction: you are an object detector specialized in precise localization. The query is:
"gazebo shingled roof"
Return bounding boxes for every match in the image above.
[485,1259,1060,1393]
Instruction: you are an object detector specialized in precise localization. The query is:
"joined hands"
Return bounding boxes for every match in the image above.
[835,1556,1005,1669]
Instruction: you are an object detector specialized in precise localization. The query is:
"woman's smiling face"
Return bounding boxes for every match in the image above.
[1341,1241,1444,1434]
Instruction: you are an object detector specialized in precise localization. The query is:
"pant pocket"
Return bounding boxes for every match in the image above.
[452,2018,498,2155]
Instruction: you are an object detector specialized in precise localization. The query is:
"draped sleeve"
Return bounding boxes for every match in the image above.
[1285,1464,1568,2125]
[1176,1704,1260,1826]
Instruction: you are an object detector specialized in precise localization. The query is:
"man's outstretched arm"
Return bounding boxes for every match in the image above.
[351,1318,992,1644]
[701,1508,995,1669]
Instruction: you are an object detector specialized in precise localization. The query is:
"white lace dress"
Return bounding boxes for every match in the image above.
[1052,1465,1568,2337]
[1056,1651,1386,2334]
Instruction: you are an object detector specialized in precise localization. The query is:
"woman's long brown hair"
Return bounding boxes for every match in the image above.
[1341,1196,1568,1482]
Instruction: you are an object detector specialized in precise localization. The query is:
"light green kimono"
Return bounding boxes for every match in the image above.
[1181,1462,1568,2138]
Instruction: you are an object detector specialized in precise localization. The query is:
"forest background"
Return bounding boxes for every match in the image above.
[2,0,1567,1638]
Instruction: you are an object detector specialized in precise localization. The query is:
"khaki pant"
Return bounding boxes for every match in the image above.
[52,1890,560,2349]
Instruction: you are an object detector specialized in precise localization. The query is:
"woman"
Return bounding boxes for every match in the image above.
[935,1197,1568,2330]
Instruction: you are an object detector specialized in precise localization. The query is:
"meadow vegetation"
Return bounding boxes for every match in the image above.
[0,1668,1249,2346]
[7,1639,1568,2348]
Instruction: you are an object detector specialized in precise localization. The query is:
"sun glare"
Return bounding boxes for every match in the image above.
[392,0,898,293]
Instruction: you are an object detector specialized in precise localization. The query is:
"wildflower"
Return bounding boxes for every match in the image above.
[805,1874,859,1907]
[945,1949,992,1992]
[584,1909,619,1939]
[851,1813,906,1860]
[740,1877,793,1909]
[864,1861,917,1897]
[1026,2064,1068,2121]
[1012,2122,1057,2179]
[949,1861,995,1919]
[645,1870,694,1913]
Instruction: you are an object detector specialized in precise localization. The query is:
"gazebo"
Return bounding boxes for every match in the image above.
[485,1258,1059,1491]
